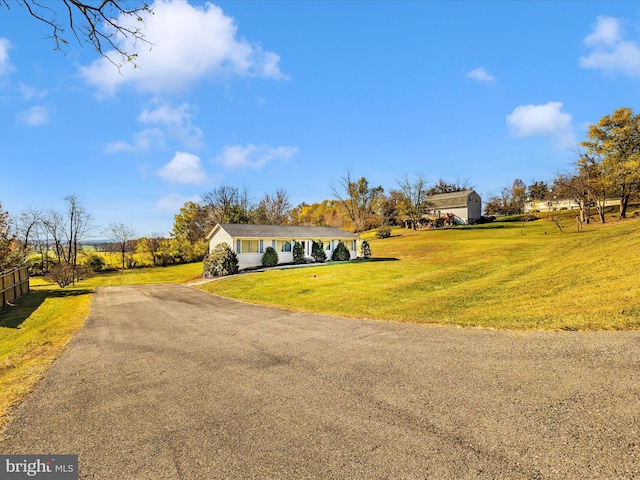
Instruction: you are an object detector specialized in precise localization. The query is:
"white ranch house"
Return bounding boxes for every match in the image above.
[206,223,359,270]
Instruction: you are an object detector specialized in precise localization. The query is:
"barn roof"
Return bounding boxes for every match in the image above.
[428,190,477,209]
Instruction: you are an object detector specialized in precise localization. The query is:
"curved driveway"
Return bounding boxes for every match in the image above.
[2,284,640,479]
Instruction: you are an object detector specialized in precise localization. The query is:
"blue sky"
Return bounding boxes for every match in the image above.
[2,1,640,237]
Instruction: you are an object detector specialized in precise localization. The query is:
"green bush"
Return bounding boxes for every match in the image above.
[26,256,50,276]
[202,253,212,276]
[203,243,239,276]
[293,241,305,264]
[376,226,391,239]
[331,241,351,261]
[261,246,279,267]
[84,253,105,272]
[311,240,327,263]
[360,240,372,259]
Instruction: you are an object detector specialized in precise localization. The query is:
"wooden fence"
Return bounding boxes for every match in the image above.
[1,266,30,309]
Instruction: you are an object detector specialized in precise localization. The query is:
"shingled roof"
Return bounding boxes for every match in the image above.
[428,190,476,209]
[207,223,358,240]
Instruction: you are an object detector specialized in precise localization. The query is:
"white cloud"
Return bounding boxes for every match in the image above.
[157,151,209,184]
[215,144,298,169]
[105,128,164,153]
[17,106,48,127]
[466,67,495,83]
[138,103,203,148]
[80,0,287,96]
[18,83,48,101]
[584,16,621,47]
[156,192,202,212]
[580,16,640,77]
[0,38,14,76]
[506,101,575,147]
[106,102,203,153]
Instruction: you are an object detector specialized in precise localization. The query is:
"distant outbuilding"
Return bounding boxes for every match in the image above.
[426,190,482,224]
[401,190,482,227]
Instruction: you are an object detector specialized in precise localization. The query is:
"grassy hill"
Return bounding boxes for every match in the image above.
[199,213,640,331]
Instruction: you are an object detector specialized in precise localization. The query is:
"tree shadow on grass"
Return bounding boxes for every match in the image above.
[0,289,92,329]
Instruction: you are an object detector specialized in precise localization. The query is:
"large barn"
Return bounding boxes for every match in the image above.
[426,190,482,224]
[400,190,482,228]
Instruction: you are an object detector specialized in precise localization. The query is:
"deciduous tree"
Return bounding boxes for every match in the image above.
[580,107,640,219]
[255,189,292,225]
[330,171,384,234]
[552,172,593,225]
[103,222,136,269]
[427,177,473,195]
[395,174,430,230]
[171,201,212,243]
[0,202,22,271]
[3,0,151,68]
[201,186,254,224]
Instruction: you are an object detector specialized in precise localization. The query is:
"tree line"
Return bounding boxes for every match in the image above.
[170,176,474,251]
[0,195,207,285]
[486,107,640,225]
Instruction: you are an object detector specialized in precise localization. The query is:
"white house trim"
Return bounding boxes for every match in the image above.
[206,223,359,270]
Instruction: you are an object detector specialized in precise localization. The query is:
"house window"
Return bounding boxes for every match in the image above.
[325,241,331,251]
[241,240,260,253]
[277,240,292,252]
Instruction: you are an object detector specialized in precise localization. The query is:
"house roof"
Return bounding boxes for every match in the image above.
[428,190,477,209]
[207,223,358,240]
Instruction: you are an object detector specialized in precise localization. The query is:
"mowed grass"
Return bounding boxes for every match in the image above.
[0,262,203,435]
[199,216,640,331]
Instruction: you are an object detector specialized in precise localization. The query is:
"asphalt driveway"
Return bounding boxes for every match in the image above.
[2,284,639,479]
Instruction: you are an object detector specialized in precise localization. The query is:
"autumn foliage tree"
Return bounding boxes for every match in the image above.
[330,171,384,234]
[580,107,640,219]
[255,189,292,225]
[0,202,23,271]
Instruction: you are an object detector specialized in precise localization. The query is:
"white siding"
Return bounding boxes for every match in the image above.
[208,227,233,254]
[208,226,358,271]
[467,191,482,223]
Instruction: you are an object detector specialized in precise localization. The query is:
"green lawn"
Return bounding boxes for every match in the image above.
[199,216,640,331]
[0,261,203,435]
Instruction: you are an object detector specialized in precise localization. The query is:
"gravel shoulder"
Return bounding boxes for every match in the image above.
[2,284,639,479]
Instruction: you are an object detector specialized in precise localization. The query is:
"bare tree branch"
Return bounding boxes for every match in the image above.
[3,0,153,69]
